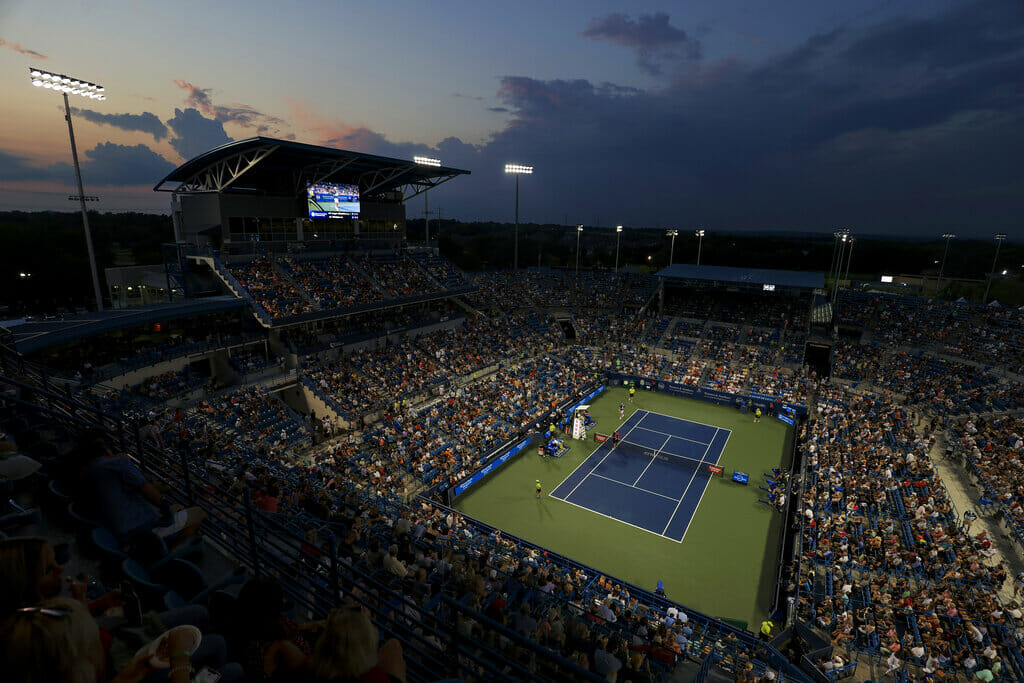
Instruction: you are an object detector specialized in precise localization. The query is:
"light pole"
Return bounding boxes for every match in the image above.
[666,229,678,265]
[983,233,1008,304]
[504,163,533,269]
[830,230,851,310]
[842,236,855,289]
[937,232,955,290]
[414,156,440,244]
[829,229,850,293]
[575,224,583,276]
[695,229,705,265]
[615,225,623,272]
[30,67,106,311]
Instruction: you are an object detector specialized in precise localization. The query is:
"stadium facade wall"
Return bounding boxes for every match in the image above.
[101,353,204,389]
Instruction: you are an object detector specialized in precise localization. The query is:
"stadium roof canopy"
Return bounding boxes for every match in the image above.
[154,137,470,201]
[1,296,246,354]
[656,264,824,291]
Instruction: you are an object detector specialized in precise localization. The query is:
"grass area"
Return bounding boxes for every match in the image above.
[453,386,791,627]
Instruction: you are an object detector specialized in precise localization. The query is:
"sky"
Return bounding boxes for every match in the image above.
[0,0,1021,238]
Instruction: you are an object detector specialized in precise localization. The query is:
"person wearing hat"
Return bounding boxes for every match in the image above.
[535,480,542,499]
[759,618,774,641]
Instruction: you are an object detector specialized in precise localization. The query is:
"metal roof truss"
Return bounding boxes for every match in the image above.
[161,143,279,193]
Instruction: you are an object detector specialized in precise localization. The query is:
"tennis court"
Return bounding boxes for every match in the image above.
[550,409,730,543]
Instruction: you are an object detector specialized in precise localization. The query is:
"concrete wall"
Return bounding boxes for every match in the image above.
[100,354,212,390]
[287,382,350,431]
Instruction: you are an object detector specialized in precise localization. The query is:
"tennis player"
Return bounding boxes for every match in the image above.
[535,479,542,499]
[618,402,625,419]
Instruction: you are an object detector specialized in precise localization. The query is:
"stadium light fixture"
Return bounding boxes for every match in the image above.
[937,232,956,290]
[695,229,706,265]
[666,229,678,266]
[575,225,583,276]
[28,66,106,311]
[983,233,1008,304]
[615,225,623,273]
[413,155,441,167]
[414,156,441,243]
[505,163,533,269]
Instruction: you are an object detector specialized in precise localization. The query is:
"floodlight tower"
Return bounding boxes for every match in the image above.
[828,229,850,290]
[575,224,583,276]
[983,233,1008,304]
[842,236,856,290]
[830,230,851,310]
[615,225,623,272]
[666,229,679,266]
[414,156,441,243]
[938,233,955,290]
[504,163,533,269]
[29,67,106,311]
[695,229,705,265]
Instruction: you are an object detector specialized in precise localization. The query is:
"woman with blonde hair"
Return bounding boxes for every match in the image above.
[0,597,103,683]
[312,605,406,683]
[0,536,122,621]
[0,596,197,683]
[0,536,65,620]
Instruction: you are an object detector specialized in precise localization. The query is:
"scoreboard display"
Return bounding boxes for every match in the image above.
[307,181,360,219]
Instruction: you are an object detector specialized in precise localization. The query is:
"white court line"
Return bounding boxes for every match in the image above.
[641,408,732,434]
[680,429,733,543]
[549,489,684,544]
[662,426,719,535]
[552,410,649,499]
[631,425,710,446]
[632,434,673,486]
[591,472,680,502]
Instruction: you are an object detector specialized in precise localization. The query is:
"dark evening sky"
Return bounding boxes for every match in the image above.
[1,0,1021,238]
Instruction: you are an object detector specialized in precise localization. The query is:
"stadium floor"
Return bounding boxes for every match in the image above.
[454,386,791,627]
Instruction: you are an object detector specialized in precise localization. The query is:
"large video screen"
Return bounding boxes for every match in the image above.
[307,182,360,219]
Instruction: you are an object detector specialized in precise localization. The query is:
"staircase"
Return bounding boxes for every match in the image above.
[188,255,274,328]
[272,258,321,311]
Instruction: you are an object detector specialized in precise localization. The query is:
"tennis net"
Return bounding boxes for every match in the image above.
[611,438,712,473]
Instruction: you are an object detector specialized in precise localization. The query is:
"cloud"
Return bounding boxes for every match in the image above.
[582,13,700,75]
[0,143,174,187]
[0,38,47,59]
[76,142,177,186]
[0,150,53,182]
[285,98,362,147]
[70,108,169,141]
[417,0,1024,235]
[487,107,509,113]
[166,108,232,160]
[173,80,285,135]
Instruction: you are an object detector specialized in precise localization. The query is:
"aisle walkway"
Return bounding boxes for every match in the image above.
[927,426,1023,605]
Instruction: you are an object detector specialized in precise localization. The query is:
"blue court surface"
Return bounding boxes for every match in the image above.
[550,409,731,543]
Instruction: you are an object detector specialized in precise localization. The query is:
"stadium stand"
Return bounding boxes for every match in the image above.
[5,264,1024,682]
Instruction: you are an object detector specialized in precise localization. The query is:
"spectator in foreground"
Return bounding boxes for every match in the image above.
[312,604,406,683]
[232,576,312,681]
[74,430,205,549]
[0,595,195,683]
[0,536,121,622]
